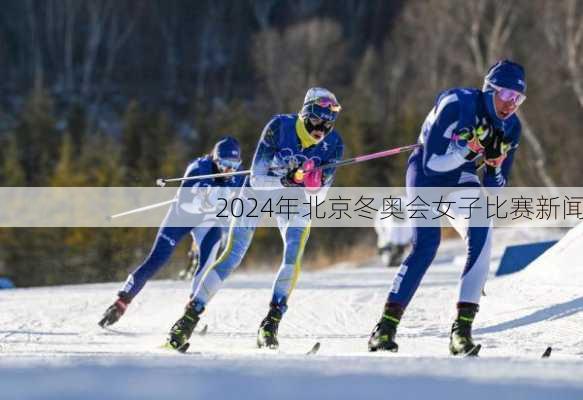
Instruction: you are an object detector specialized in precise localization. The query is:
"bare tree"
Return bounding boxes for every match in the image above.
[250,0,279,30]
[253,19,346,111]
[392,0,556,186]
[543,0,583,110]
[25,0,44,90]
[81,1,115,98]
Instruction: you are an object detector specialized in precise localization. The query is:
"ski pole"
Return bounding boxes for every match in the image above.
[156,170,249,187]
[316,143,421,170]
[107,198,176,221]
[155,143,422,187]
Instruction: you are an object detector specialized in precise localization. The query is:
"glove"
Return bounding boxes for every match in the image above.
[302,159,323,191]
[280,160,322,190]
[484,130,511,171]
[455,123,494,161]
[281,168,303,187]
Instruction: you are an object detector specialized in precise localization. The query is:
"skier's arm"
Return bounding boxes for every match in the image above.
[250,119,286,189]
[483,146,517,188]
[321,138,344,187]
[177,159,219,212]
[422,95,470,175]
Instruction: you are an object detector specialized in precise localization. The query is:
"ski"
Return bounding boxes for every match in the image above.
[197,324,208,336]
[541,346,552,358]
[463,344,481,357]
[160,325,208,353]
[161,341,190,354]
[306,342,321,355]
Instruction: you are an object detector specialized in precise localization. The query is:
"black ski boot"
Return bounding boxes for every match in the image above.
[368,303,403,352]
[166,300,204,352]
[98,293,131,328]
[449,302,480,356]
[257,306,283,350]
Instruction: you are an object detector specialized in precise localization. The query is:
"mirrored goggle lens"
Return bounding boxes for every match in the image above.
[315,97,342,112]
[218,158,241,170]
[492,84,526,106]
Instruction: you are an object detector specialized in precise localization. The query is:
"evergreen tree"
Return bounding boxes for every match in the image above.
[15,88,60,185]
[120,100,145,184]
[1,134,26,186]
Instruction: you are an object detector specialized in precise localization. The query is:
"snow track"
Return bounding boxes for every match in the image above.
[1,230,583,399]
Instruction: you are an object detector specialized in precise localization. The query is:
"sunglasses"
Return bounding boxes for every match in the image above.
[489,83,526,106]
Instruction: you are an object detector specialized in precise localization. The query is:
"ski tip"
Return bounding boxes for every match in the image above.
[541,346,552,358]
[306,342,321,355]
[198,324,208,336]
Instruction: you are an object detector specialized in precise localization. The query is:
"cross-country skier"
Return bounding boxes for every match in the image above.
[98,137,245,328]
[165,87,344,351]
[368,60,526,355]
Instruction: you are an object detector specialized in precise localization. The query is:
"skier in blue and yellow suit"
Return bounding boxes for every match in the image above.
[368,60,527,356]
[167,87,344,351]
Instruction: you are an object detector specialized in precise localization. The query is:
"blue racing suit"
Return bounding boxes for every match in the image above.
[388,88,520,307]
[119,155,245,300]
[190,114,344,313]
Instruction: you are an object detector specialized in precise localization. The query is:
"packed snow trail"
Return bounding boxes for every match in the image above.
[1,227,582,399]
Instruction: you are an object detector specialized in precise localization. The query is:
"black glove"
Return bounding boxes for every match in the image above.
[456,122,495,160]
[483,129,511,173]
[280,168,302,187]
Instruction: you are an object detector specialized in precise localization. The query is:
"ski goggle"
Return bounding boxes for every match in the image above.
[311,97,342,113]
[489,83,526,106]
[216,158,241,171]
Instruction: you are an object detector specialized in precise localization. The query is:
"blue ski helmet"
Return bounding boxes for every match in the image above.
[483,59,526,94]
[212,136,242,172]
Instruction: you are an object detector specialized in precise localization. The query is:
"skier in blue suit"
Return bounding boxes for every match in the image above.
[166,87,344,351]
[368,60,527,355]
[99,137,245,328]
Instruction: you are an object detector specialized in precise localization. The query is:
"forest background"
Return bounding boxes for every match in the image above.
[1,0,580,286]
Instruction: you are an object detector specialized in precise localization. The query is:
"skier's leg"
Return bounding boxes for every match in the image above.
[120,226,192,299]
[189,226,223,295]
[167,217,257,349]
[270,221,312,309]
[258,217,311,349]
[369,225,441,351]
[446,188,491,355]
[99,225,192,327]
[191,223,257,307]
[388,225,441,307]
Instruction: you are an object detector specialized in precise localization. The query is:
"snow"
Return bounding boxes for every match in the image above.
[1,226,583,399]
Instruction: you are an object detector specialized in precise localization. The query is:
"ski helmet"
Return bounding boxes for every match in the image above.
[212,136,242,173]
[299,87,342,138]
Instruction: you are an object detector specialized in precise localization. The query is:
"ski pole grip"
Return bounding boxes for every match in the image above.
[156,178,167,187]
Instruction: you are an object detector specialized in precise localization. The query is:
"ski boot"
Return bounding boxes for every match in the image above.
[98,293,131,328]
[257,306,283,350]
[166,300,204,352]
[368,303,403,352]
[449,302,480,356]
